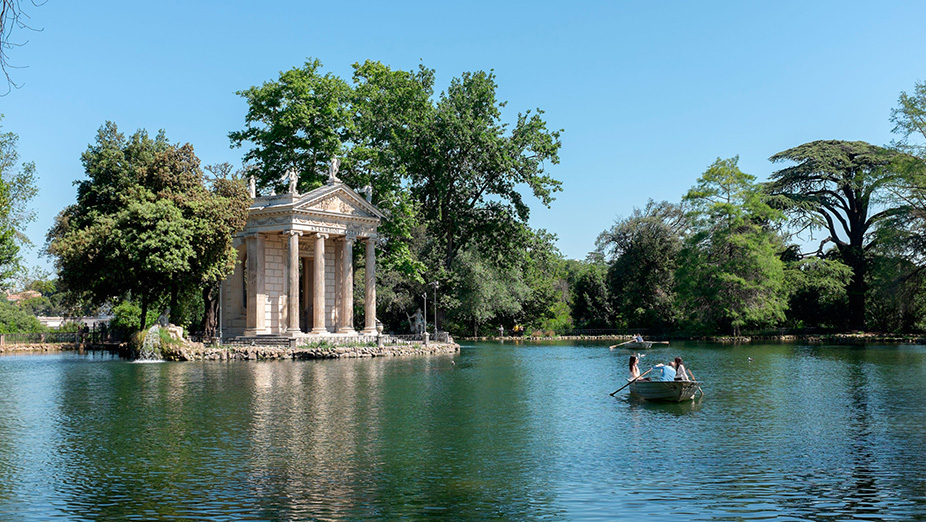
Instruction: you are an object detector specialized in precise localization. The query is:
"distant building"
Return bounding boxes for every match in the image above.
[36,316,113,329]
[6,290,41,303]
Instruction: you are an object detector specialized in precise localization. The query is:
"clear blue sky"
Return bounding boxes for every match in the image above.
[4,0,926,273]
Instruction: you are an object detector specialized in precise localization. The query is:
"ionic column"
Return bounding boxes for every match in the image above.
[301,257,311,332]
[244,233,266,336]
[286,230,302,335]
[311,233,329,334]
[338,237,356,334]
[362,238,377,334]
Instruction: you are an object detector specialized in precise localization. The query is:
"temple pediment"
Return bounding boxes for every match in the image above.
[244,182,384,237]
[295,186,383,220]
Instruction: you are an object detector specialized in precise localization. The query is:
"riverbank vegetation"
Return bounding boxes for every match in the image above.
[6,63,926,340]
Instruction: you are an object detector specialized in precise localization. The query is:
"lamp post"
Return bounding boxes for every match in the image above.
[422,292,427,338]
[429,281,439,335]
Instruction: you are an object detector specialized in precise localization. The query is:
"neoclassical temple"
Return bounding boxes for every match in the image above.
[220,165,384,338]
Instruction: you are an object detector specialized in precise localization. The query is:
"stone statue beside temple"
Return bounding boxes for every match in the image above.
[407,308,425,336]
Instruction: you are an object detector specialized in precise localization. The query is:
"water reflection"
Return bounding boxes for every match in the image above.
[624,395,704,416]
[3,344,926,520]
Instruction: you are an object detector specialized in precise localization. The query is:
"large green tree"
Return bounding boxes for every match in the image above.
[884,80,926,268]
[406,70,562,274]
[0,115,37,286]
[229,58,351,193]
[569,259,613,330]
[891,79,926,161]
[47,122,249,332]
[231,60,564,336]
[679,157,787,335]
[767,140,902,330]
[596,200,685,330]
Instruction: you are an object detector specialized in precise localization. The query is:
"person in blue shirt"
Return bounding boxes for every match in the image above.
[651,361,677,381]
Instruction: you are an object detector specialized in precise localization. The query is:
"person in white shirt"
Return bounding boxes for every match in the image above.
[673,356,690,381]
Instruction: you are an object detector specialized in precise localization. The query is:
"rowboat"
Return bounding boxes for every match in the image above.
[628,380,701,402]
[621,341,653,349]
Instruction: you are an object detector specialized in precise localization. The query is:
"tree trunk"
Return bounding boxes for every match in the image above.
[202,284,219,339]
[842,245,867,331]
[169,284,180,325]
[139,293,149,333]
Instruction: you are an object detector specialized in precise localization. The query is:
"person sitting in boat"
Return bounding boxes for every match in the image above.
[633,333,644,343]
[629,355,648,380]
[673,356,690,381]
[651,361,676,381]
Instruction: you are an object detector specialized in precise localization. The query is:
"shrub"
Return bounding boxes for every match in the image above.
[0,299,47,333]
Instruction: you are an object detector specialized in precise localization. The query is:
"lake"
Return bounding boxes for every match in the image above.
[1,340,925,521]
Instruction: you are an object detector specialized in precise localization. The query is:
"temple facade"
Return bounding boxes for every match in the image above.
[220,173,384,338]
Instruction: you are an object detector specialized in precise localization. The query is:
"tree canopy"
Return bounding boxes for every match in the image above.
[47,122,249,332]
[0,115,37,286]
[231,59,564,335]
[596,200,685,329]
[767,140,902,330]
[678,157,787,335]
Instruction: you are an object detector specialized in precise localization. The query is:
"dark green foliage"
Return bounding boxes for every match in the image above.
[109,300,159,340]
[597,200,684,330]
[405,70,562,274]
[865,254,926,332]
[570,260,612,329]
[47,122,250,333]
[0,298,44,333]
[229,58,352,193]
[782,255,852,329]
[0,116,38,287]
[767,140,902,330]
[451,245,531,336]
[678,157,787,335]
[232,60,564,337]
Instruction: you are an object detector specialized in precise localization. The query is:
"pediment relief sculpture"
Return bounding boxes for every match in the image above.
[297,192,374,218]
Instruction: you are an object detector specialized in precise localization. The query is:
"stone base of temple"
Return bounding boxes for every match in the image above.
[234,330,376,340]
[159,341,460,361]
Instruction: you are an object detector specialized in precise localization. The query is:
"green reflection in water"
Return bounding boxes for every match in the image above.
[1,342,926,520]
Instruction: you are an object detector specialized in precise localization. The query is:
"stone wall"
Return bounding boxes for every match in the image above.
[162,342,459,361]
[0,343,81,354]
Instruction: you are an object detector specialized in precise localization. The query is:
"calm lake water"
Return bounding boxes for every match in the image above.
[1,341,925,521]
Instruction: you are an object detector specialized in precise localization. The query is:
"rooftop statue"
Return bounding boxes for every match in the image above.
[286,167,299,195]
[327,157,341,184]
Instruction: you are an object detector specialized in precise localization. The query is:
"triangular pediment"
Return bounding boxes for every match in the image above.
[294,184,385,220]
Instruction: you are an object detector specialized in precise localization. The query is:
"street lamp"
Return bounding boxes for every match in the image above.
[429,281,439,334]
[422,292,427,338]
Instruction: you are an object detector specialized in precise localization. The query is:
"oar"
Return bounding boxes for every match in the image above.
[688,368,704,399]
[609,340,633,349]
[610,367,654,396]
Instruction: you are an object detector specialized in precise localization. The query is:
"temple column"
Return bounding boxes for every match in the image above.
[338,237,356,334]
[244,233,266,336]
[311,233,329,334]
[286,230,302,335]
[301,257,311,332]
[362,238,377,334]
